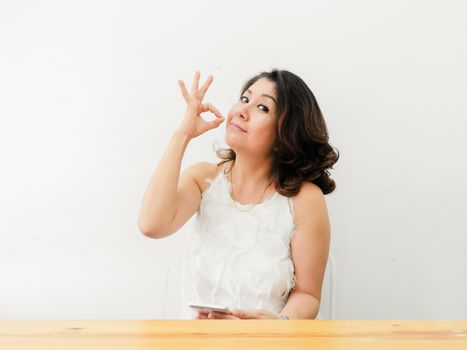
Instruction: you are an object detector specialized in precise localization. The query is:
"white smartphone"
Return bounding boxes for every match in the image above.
[188,302,231,314]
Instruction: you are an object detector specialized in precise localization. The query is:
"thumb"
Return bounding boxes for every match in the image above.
[198,117,224,135]
[209,117,225,129]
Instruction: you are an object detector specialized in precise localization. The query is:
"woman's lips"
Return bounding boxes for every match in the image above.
[230,122,247,132]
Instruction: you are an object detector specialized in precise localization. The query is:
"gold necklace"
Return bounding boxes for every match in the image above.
[228,165,273,212]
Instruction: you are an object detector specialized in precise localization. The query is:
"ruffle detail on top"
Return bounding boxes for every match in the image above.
[180,168,297,319]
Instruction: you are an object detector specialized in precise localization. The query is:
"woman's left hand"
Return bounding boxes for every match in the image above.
[198,309,279,319]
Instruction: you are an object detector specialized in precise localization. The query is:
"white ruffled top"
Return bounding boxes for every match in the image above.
[179,166,298,319]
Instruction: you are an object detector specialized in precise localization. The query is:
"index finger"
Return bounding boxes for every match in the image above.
[201,102,224,118]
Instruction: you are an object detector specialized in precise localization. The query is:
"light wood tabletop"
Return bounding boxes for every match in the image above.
[0,320,466,350]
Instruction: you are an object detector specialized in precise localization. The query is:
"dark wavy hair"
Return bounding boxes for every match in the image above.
[214,68,340,196]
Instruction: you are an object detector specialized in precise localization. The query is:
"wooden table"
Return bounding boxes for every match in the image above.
[1,320,466,349]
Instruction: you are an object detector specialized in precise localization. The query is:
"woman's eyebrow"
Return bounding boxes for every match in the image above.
[246,89,277,105]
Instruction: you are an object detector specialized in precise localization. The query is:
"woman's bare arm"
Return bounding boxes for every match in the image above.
[137,71,224,238]
[137,129,191,238]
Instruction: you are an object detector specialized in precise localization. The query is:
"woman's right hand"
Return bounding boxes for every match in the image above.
[196,310,209,319]
[177,71,225,139]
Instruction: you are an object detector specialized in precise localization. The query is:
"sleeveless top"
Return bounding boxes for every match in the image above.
[179,165,298,319]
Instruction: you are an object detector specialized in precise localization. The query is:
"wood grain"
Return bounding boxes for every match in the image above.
[0,320,466,350]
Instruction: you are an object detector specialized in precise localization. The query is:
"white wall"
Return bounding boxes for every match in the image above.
[0,0,465,319]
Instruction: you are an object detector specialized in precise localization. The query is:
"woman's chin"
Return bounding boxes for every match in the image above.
[225,135,242,151]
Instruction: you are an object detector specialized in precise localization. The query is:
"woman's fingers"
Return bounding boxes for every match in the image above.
[208,311,238,319]
[198,74,213,101]
[191,70,200,95]
[177,79,190,103]
[196,311,209,319]
[197,310,235,319]
[179,71,214,103]
[199,102,224,132]
[201,102,223,119]
[177,71,222,138]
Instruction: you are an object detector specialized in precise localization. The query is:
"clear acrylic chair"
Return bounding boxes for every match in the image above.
[316,251,335,320]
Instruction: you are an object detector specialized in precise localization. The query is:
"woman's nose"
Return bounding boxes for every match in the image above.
[238,106,249,120]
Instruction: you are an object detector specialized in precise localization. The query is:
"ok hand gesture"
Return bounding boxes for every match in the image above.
[177,71,225,139]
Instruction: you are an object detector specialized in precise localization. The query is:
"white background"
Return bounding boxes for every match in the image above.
[0,0,466,319]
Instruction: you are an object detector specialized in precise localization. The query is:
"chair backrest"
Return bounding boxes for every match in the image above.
[161,264,181,319]
[315,251,335,320]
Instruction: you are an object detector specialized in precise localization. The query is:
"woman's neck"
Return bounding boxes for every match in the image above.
[227,157,273,192]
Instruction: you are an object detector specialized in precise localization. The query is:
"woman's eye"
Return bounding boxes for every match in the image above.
[240,96,269,113]
[258,105,269,112]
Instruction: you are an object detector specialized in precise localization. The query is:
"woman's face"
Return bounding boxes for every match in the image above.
[225,77,278,157]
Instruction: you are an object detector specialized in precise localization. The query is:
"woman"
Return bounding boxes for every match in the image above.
[138,69,339,320]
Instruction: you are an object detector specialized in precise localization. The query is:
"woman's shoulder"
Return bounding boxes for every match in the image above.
[291,181,327,221]
[296,181,324,198]
[192,160,228,192]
